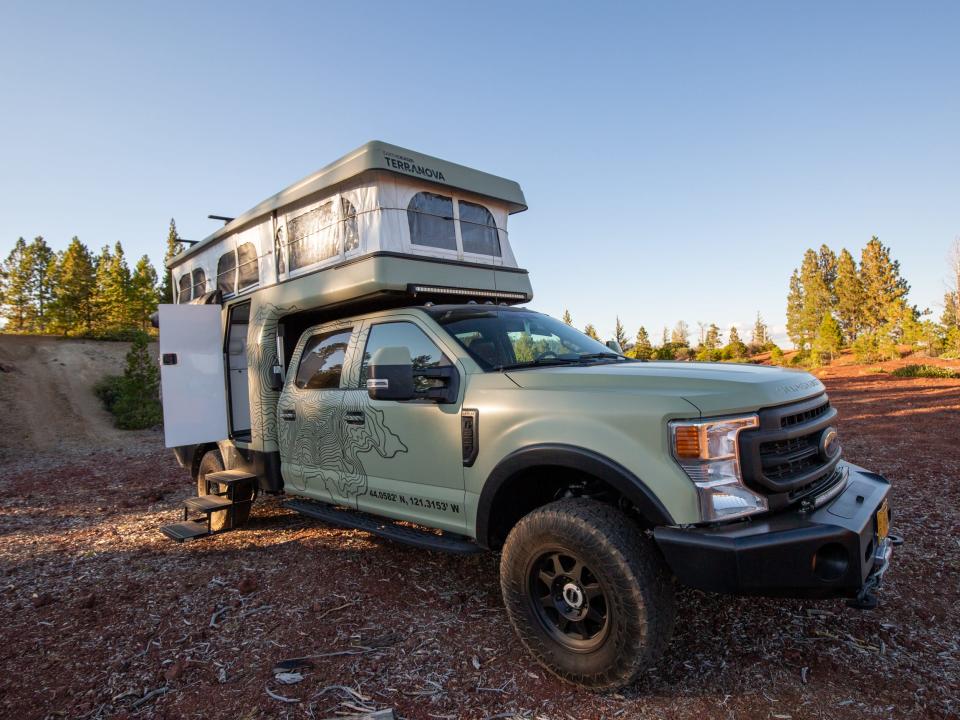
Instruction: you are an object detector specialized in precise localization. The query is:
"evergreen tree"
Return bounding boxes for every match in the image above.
[95,242,132,333]
[725,325,747,358]
[27,236,55,332]
[751,312,769,347]
[942,238,960,334]
[47,237,97,334]
[812,312,843,364]
[834,248,863,343]
[160,218,182,304]
[786,269,805,350]
[130,255,159,330]
[817,244,838,300]
[613,316,628,350]
[661,326,669,346]
[859,236,909,333]
[632,326,652,360]
[0,238,33,331]
[583,323,600,341]
[704,323,721,350]
[671,320,690,346]
[562,309,573,326]
[798,248,833,350]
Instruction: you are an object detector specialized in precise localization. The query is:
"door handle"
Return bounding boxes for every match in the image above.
[280,409,296,421]
[343,411,365,425]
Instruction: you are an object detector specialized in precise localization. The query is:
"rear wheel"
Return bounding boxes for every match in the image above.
[195,449,254,531]
[500,497,675,689]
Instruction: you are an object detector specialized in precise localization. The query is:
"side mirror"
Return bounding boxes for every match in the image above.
[366,346,416,401]
[267,362,284,391]
[605,340,623,354]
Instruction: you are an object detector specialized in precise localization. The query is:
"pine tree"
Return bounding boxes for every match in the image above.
[26,236,55,332]
[751,312,769,348]
[562,309,573,326]
[613,316,628,350]
[0,238,33,331]
[704,323,721,350]
[725,325,747,359]
[130,255,159,330]
[661,326,669,346]
[47,237,97,334]
[583,323,600,341]
[942,238,960,333]
[834,248,863,343]
[632,326,652,360]
[817,244,838,300]
[798,248,833,350]
[95,243,132,333]
[159,219,182,304]
[859,236,909,333]
[786,269,805,350]
[812,312,843,364]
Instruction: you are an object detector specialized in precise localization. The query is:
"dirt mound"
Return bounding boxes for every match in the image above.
[0,335,158,466]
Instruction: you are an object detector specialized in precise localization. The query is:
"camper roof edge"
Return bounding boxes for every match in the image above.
[168,140,527,269]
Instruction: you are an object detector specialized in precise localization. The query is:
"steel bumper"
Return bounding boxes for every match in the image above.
[654,462,894,600]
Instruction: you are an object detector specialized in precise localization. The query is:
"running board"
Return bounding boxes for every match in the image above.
[283,499,482,555]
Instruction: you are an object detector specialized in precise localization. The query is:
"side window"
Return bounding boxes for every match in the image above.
[459,201,501,256]
[217,251,236,295]
[178,274,191,303]
[359,322,452,392]
[341,197,359,253]
[407,192,456,251]
[295,328,353,390]
[237,242,259,290]
[287,201,337,271]
[191,268,206,299]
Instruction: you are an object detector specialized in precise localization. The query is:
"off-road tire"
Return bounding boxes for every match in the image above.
[500,497,675,689]
[195,449,254,531]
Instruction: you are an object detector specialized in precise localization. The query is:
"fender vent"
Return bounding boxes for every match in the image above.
[462,409,479,466]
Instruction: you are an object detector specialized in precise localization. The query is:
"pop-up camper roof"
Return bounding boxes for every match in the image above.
[167,141,531,306]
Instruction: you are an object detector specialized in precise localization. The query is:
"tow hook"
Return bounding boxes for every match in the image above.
[847,532,904,610]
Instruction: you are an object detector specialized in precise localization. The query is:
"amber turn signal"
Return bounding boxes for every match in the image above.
[673,426,701,459]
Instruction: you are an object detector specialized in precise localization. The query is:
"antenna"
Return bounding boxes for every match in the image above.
[208,214,234,225]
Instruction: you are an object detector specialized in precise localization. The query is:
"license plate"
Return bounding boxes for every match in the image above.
[876,499,890,541]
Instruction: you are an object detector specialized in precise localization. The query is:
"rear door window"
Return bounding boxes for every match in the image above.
[295,328,353,389]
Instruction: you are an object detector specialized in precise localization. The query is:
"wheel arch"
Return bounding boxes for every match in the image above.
[476,443,675,550]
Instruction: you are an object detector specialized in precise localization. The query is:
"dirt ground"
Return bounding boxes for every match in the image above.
[0,337,958,720]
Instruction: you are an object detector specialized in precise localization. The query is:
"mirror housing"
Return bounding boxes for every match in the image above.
[605,340,623,354]
[366,346,416,401]
[267,362,285,391]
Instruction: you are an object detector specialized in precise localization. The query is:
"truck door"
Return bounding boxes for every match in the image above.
[352,319,467,533]
[158,304,229,448]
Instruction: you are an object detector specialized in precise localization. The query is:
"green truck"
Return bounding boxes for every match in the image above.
[158,142,895,689]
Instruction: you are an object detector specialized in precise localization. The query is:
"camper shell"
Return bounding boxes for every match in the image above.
[162,141,532,488]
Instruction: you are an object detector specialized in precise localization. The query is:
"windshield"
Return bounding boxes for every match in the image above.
[429,308,622,371]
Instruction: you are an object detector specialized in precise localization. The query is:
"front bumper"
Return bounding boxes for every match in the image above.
[654,461,893,600]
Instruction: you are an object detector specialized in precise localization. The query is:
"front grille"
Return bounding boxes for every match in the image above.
[739,393,841,495]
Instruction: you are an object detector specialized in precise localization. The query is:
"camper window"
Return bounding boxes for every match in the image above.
[237,242,259,290]
[191,269,207,299]
[407,192,456,251]
[288,201,338,272]
[217,251,237,295]
[341,198,360,253]
[459,201,501,257]
[177,274,191,303]
[295,328,353,390]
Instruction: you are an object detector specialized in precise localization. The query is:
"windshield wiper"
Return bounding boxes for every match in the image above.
[577,352,627,362]
[495,356,582,371]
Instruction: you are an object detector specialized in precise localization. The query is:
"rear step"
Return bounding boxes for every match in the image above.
[160,471,257,542]
[284,499,482,555]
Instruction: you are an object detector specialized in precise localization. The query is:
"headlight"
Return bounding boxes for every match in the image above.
[669,414,767,522]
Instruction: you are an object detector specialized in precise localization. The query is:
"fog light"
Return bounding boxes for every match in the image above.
[813,543,849,581]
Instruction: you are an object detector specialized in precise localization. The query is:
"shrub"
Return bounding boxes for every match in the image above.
[890,364,959,379]
[95,332,162,429]
[769,345,784,365]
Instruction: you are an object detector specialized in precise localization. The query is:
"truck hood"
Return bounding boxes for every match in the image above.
[505,361,825,416]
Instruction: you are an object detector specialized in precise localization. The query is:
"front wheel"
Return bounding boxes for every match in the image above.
[500,498,675,689]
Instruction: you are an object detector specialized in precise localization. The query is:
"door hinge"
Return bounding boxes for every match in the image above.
[461,409,479,467]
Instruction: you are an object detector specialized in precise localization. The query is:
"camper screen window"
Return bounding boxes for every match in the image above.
[287,201,338,271]
[191,269,206,299]
[217,251,237,295]
[237,242,259,290]
[178,274,191,303]
[459,201,501,257]
[407,192,456,251]
[295,329,353,390]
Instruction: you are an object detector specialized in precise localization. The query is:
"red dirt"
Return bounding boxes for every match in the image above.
[0,346,958,719]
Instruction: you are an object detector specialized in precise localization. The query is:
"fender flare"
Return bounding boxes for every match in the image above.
[476,443,675,548]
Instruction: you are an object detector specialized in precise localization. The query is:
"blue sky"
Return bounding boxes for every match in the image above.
[1,2,957,345]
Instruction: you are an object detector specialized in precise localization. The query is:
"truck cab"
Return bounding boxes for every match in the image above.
[158,143,895,690]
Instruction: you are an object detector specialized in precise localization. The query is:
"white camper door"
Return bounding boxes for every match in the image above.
[159,304,229,448]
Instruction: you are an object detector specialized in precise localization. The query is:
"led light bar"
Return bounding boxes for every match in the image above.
[407,284,529,301]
